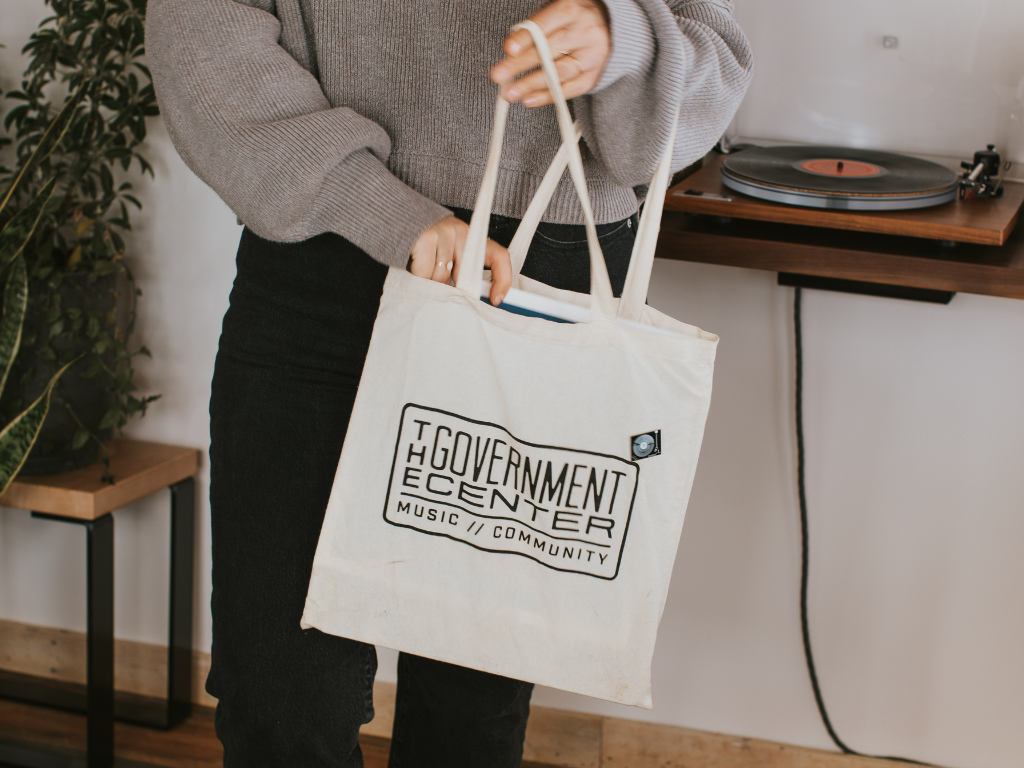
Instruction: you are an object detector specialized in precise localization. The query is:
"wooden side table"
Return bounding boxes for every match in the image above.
[0,439,200,768]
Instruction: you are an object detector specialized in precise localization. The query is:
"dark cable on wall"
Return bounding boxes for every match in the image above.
[793,287,937,767]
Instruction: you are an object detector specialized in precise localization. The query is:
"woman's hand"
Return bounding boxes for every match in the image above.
[489,0,610,107]
[409,217,513,306]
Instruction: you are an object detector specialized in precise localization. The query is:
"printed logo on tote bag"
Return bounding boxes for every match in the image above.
[384,404,638,579]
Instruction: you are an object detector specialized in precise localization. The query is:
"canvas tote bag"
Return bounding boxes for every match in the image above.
[302,21,717,708]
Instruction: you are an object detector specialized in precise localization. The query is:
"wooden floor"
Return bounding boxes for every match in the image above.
[0,697,223,768]
[0,691,906,768]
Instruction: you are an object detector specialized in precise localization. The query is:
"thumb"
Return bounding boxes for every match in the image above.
[484,239,512,306]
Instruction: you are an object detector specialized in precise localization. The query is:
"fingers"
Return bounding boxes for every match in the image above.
[484,239,512,306]
[490,43,542,89]
[410,217,458,283]
[504,57,597,105]
[450,220,468,287]
[409,218,510,307]
[519,8,575,44]
[493,27,573,84]
[489,0,610,107]
[536,0,609,30]
[432,224,455,282]
[496,0,580,67]
[408,229,438,278]
[491,29,584,90]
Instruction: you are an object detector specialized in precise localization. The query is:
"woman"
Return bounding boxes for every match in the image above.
[146,1,751,765]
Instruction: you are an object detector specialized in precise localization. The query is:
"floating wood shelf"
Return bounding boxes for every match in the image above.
[666,153,1024,247]
[659,163,1024,301]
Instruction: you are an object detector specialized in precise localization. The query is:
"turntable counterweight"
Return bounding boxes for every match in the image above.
[959,144,1012,200]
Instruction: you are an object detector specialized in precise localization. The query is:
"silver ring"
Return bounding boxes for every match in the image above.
[560,52,584,78]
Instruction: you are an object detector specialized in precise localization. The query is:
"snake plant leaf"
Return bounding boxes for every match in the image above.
[0,360,74,497]
[0,178,58,268]
[0,256,29,396]
[0,88,82,221]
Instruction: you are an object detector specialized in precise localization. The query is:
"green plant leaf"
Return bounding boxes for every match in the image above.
[0,360,74,497]
[98,405,120,431]
[80,357,104,379]
[0,88,82,220]
[99,163,114,195]
[71,428,90,450]
[0,256,29,397]
[0,178,59,267]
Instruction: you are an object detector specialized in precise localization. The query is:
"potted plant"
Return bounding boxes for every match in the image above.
[0,97,78,492]
[0,0,159,475]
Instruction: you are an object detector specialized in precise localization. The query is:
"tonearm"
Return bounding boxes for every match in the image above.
[959,144,1013,200]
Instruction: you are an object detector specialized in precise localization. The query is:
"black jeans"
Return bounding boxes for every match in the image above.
[207,209,637,768]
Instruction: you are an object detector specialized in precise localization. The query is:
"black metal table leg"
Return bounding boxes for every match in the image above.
[166,478,194,728]
[21,513,115,768]
[6,483,196,732]
[85,514,115,768]
[1,479,195,768]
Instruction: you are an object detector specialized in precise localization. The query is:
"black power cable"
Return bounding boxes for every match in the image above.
[793,287,938,767]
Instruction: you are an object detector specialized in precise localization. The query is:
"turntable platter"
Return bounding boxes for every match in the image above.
[722,146,959,211]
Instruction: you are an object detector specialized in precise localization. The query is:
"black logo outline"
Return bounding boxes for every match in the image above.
[382,403,639,581]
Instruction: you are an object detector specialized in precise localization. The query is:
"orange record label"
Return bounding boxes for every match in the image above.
[799,158,884,178]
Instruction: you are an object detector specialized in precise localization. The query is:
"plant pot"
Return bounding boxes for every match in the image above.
[0,271,123,475]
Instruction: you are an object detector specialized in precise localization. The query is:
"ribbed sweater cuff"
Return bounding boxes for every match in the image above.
[313,149,453,268]
[682,1,738,28]
[593,0,656,92]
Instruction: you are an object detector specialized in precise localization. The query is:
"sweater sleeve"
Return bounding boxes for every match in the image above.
[574,0,753,187]
[145,0,451,267]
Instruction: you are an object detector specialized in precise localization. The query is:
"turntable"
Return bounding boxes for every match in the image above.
[720,146,960,211]
[659,144,1024,303]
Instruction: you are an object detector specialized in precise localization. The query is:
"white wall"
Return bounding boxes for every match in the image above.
[730,0,1024,168]
[2,3,1023,768]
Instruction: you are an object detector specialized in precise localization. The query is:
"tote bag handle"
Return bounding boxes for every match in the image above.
[506,108,679,323]
[455,20,616,321]
[617,109,678,321]
[506,123,583,278]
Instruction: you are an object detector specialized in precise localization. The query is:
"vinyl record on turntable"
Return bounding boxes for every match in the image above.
[721,146,960,211]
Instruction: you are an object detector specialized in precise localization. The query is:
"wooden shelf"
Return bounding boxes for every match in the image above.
[666,153,1024,246]
[656,207,1024,301]
[0,439,199,520]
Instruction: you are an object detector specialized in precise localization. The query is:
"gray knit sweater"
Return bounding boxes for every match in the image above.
[146,0,752,268]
